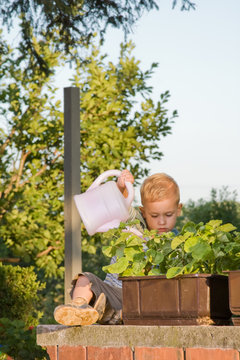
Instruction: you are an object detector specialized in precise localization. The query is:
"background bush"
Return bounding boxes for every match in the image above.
[177,187,240,232]
[0,264,49,359]
[0,264,45,326]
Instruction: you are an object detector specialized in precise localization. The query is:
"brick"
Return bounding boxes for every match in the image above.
[46,346,57,360]
[87,346,133,360]
[135,347,184,360]
[186,348,239,360]
[58,345,86,360]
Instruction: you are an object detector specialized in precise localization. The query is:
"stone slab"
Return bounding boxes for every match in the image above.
[37,325,240,350]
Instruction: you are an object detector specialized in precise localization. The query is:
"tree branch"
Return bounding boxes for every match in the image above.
[2,149,31,197]
[15,150,31,188]
[0,128,16,155]
[36,243,61,258]
[20,150,62,187]
[0,257,20,263]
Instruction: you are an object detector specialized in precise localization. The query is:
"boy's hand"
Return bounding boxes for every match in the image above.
[117,169,134,198]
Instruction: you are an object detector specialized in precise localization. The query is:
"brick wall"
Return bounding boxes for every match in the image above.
[45,346,240,360]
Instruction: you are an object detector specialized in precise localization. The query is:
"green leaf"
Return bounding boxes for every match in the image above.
[102,257,129,274]
[217,223,236,233]
[166,267,183,279]
[102,245,113,258]
[171,236,184,250]
[126,236,143,247]
[121,268,136,276]
[115,247,125,258]
[182,222,197,233]
[124,246,141,261]
[207,219,223,228]
[183,261,197,274]
[132,260,146,275]
[152,252,164,265]
[146,248,156,259]
[184,236,198,253]
[171,232,191,250]
[133,252,146,262]
[148,268,161,275]
[191,241,212,261]
[216,233,230,243]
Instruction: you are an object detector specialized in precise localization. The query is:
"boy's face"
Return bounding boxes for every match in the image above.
[140,196,182,234]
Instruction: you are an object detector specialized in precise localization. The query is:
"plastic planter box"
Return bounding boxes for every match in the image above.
[120,274,231,325]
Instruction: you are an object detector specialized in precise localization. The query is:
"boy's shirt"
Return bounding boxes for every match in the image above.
[104,207,178,288]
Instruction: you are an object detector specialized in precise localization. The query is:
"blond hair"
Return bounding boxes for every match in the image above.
[140,173,180,205]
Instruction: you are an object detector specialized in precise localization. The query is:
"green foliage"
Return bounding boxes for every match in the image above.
[0,264,45,326]
[0,318,49,360]
[0,30,65,283]
[178,187,240,232]
[102,220,240,279]
[0,264,48,359]
[0,28,177,318]
[38,277,64,324]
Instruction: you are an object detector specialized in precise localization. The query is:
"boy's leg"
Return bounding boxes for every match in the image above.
[54,275,106,326]
[72,274,93,302]
[54,272,122,326]
[83,272,122,325]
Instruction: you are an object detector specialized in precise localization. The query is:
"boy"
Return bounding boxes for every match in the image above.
[54,170,182,326]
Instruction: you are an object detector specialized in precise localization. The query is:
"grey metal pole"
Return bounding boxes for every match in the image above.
[64,87,82,303]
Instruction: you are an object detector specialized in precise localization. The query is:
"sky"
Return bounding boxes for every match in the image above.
[55,0,240,204]
[96,0,240,204]
[4,0,240,205]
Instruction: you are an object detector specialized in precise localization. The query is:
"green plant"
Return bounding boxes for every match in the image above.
[0,264,48,359]
[102,220,240,279]
[0,318,49,360]
[0,264,45,326]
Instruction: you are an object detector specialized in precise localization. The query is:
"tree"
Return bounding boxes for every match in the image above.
[0,30,65,279]
[0,30,178,318]
[0,30,68,321]
[0,0,196,73]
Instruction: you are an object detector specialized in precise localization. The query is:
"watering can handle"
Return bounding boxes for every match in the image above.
[87,170,134,208]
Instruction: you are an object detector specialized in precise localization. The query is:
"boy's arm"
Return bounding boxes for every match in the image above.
[117,169,134,198]
[117,170,147,233]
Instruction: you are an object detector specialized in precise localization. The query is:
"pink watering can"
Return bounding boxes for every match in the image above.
[74,170,134,236]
